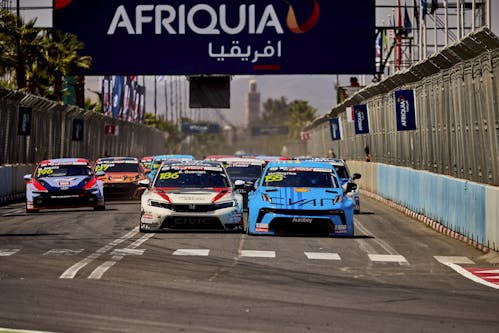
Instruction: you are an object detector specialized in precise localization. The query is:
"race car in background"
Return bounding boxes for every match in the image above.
[247,160,356,236]
[140,156,153,172]
[214,157,266,211]
[139,160,243,232]
[24,158,105,213]
[146,154,195,181]
[93,157,146,200]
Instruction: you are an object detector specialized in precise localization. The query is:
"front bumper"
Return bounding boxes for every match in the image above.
[27,189,104,210]
[140,203,243,232]
[249,207,354,236]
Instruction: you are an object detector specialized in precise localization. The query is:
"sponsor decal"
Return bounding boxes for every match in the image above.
[335,225,347,232]
[292,217,313,223]
[255,223,268,231]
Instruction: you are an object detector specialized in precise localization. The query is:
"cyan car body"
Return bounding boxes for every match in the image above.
[247,160,356,236]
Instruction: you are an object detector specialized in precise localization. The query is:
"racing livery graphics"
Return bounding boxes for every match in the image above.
[140,161,243,232]
[24,158,105,212]
[247,160,356,236]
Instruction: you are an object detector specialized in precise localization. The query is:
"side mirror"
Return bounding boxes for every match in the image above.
[138,179,150,187]
[352,173,362,181]
[346,182,358,193]
[234,180,245,189]
[23,174,32,181]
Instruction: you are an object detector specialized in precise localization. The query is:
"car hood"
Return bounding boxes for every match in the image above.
[152,187,233,204]
[37,176,90,190]
[260,187,343,209]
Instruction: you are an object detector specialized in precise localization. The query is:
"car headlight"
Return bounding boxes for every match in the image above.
[261,193,272,203]
[214,200,237,209]
[333,195,343,204]
[148,199,171,209]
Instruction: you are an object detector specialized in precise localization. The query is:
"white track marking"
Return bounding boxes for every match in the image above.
[434,256,475,265]
[304,252,341,260]
[368,254,408,263]
[355,218,409,265]
[44,249,84,256]
[87,233,154,280]
[239,250,275,258]
[60,227,139,279]
[0,249,20,256]
[173,249,210,256]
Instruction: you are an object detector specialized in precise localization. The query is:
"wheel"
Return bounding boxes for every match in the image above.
[94,205,106,211]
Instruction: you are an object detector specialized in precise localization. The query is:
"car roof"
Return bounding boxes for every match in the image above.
[217,157,266,165]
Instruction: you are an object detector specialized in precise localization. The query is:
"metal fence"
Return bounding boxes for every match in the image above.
[305,27,499,186]
[0,89,168,164]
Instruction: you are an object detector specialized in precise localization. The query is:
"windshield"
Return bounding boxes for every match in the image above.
[154,169,230,188]
[35,165,92,178]
[95,162,140,173]
[225,165,262,179]
[262,168,338,188]
[333,165,350,179]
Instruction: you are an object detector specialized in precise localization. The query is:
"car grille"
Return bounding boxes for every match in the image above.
[256,208,346,225]
[168,204,216,212]
[161,216,224,230]
[34,190,98,207]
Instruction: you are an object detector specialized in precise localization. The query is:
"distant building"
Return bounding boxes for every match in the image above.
[245,79,260,128]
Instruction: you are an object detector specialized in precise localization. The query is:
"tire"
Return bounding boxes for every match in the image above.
[94,205,106,211]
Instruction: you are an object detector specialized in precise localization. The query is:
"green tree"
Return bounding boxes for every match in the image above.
[261,96,288,125]
[287,100,317,140]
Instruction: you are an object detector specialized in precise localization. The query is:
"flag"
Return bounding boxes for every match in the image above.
[111,76,124,119]
[413,0,419,28]
[422,0,427,20]
[403,3,412,36]
[430,0,438,14]
[376,32,381,57]
[101,76,112,117]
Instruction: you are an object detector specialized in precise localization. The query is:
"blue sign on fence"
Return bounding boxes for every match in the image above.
[329,117,341,141]
[353,104,369,135]
[394,89,417,131]
[54,0,375,75]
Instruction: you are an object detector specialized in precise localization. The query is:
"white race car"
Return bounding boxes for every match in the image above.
[139,161,244,232]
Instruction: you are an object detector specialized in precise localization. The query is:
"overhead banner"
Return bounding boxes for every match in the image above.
[329,117,341,141]
[353,104,369,135]
[394,89,417,131]
[251,126,289,136]
[53,0,375,75]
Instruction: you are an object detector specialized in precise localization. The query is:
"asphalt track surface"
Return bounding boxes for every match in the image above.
[0,197,498,333]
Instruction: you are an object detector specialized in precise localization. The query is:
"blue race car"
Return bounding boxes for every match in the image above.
[247,160,356,236]
[24,158,105,213]
[147,154,195,181]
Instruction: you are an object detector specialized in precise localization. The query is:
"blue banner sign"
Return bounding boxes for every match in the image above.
[329,117,341,141]
[54,0,375,75]
[394,89,417,131]
[181,123,221,134]
[353,104,369,135]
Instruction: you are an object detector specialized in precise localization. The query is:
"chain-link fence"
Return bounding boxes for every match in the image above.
[0,89,168,164]
[305,27,499,186]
